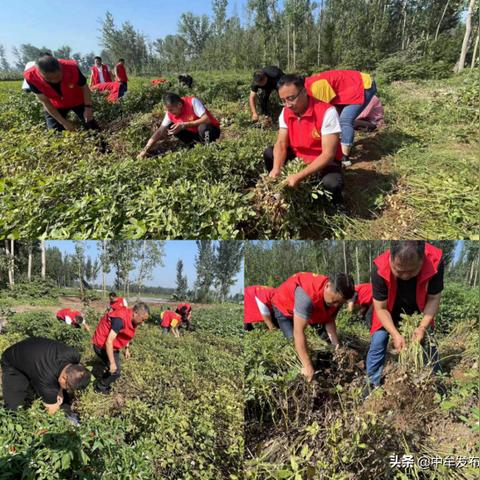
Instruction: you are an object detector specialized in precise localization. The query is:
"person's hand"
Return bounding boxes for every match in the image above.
[125,349,131,360]
[56,394,64,406]
[168,123,185,135]
[412,326,426,342]
[84,106,93,122]
[109,363,117,374]
[269,168,281,178]
[137,149,148,159]
[286,174,302,188]
[392,333,406,352]
[252,114,259,123]
[63,120,76,131]
[301,365,315,383]
[334,343,341,351]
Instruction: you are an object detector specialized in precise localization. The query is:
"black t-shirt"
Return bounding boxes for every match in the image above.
[251,66,284,93]
[371,259,444,323]
[1,337,80,404]
[110,317,124,334]
[27,67,87,96]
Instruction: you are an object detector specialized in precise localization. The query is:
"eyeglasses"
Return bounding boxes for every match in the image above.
[279,88,305,106]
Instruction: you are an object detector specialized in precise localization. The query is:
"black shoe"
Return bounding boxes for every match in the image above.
[64,411,81,426]
[93,382,111,395]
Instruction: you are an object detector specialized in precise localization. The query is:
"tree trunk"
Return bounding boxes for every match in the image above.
[401,0,408,50]
[435,0,451,41]
[342,241,348,274]
[5,240,14,289]
[27,245,33,282]
[101,240,106,299]
[471,21,480,68]
[287,22,290,70]
[41,240,46,280]
[455,0,475,73]
[292,28,297,69]
[355,244,360,284]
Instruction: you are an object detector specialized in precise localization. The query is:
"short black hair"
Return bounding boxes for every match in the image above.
[74,316,84,324]
[94,56,102,62]
[390,241,425,263]
[179,306,187,315]
[133,302,150,316]
[37,55,60,74]
[65,364,91,390]
[277,74,305,90]
[163,92,183,105]
[118,58,125,62]
[253,70,267,85]
[330,273,355,300]
[109,292,117,299]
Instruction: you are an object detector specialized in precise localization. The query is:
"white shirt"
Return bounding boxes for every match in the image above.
[22,61,36,90]
[255,296,271,317]
[96,65,106,83]
[278,106,341,135]
[161,97,207,127]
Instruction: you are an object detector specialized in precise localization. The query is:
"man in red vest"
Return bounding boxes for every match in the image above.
[92,302,150,394]
[347,283,373,328]
[90,56,112,86]
[160,308,182,337]
[114,58,128,97]
[137,92,221,158]
[56,308,90,332]
[175,303,193,331]
[264,74,345,204]
[272,272,355,382]
[366,241,444,387]
[23,54,99,132]
[243,285,276,331]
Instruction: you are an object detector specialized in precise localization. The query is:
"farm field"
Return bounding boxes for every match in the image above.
[0,70,478,239]
[0,291,244,479]
[244,282,480,480]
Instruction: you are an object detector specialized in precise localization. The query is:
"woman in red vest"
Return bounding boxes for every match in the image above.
[23,54,99,132]
[264,75,345,205]
[92,302,150,394]
[56,308,90,332]
[244,285,276,331]
[271,272,355,382]
[366,241,444,387]
[347,283,373,328]
[137,92,221,158]
[305,70,377,167]
[114,58,128,97]
[90,56,112,86]
[160,308,182,337]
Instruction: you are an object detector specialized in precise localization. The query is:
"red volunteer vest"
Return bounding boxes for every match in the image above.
[110,297,127,310]
[92,307,136,350]
[306,70,365,105]
[24,59,84,109]
[56,308,82,325]
[115,63,128,83]
[272,272,339,325]
[90,64,112,85]
[91,81,121,103]
[176,303,192,314]
[370,243,443,335]
[161,311,181,328]
[167,96,220,133]
[355,283,373,307]
[244,286,276,324]
[283,97,343,163]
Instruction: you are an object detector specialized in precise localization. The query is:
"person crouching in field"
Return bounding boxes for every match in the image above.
[264,74,345,205]
[92,302,150,394]
[243,285,276,331]
[271,272,355,382]
[346,283,373,329]
[23,53,99,132]
[175,303,193,331]
[108,292,128,312]
[1,337,90,424]
[137,92,221,158]
[366,241,444,389]
[160,308,182,337]
[249,66,284,123]
[56,308,90,332]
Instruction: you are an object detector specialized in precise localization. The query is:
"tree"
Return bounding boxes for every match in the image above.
[107,241,136,296]
[194,241,216,302]
[175,260,188,299]
[40,240,46,280]
[0,45,10,71]
[455,0,477,72]
[214,241,244,302]
[135,241,165,297]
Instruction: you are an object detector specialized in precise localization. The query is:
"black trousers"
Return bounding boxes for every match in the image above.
[175,124,221,146]
[257,88,275,115]
[1,360,71,410]
[45,104,100,132]
[263,146,345,203]
[93,345,121,389]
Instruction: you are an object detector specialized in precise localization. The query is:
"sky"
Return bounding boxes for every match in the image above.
[0,0,249,64]
[46,240,244,295]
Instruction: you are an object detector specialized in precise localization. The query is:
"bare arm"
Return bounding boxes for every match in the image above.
[44,391,63,414]
[270,128,289,177]
[105,330,118,373]
[293,314,314,381]
[325,321,340,349]
[139,126,168,156]
[373,299,405,351]
[262,314,275,331]
[183,113,210,128]
[413,293,442,341]
[35,93,74,130]
[249,91,258,119]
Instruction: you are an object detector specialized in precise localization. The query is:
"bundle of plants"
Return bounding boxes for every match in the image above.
[250,158,331,238]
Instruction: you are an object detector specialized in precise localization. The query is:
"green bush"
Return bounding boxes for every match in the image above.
[0,280,59,302]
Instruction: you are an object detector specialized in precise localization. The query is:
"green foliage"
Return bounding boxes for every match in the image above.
[0,280,59,304]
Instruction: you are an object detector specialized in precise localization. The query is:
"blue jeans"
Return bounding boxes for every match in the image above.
[272,306,294,339]
[119,82,128,98]
[366,327,441,386]
[338,81,377,147]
